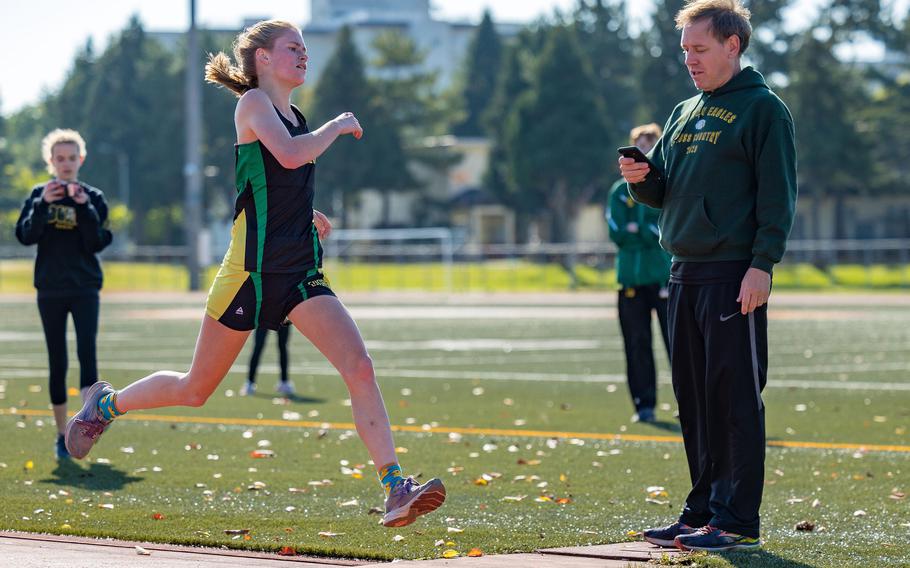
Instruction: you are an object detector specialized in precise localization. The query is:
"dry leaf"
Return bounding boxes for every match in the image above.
[223,528,250,535]
[468,548,483,557]
[795,520,815,532]
[339,499,359,507]
[442,549,459,559]
[447,527,464,533]
[393,535,405,542]
[502,495,526,502]
[278,547,296,556]
[250,450,275,458]
[151,513,165,520]
[135,546,151,556]
[318,531,344,538]
[854,510,867,517]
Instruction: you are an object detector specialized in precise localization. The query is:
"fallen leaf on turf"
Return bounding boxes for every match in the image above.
[99,504,114,509]
[442,550,458,559]
[24,460,34,470]
[854,510,867,517]
[60,524,71,529]
[535,496,551,502]
[278,547,296,556]
[96,458,111,464]
[473,477,488,486]
[393,535,405,542]
[151,513,165,520]
[502,495,526,502]
[434,539,445,547]
[285,506,296,512]
[447,527,464,533]
[368,507,383,515]
[339,499,359,507]
[627,530,641,537]
[250,450,275,458]
[795,520,815,531]
[318,531,344,538]
[889,491,906,500]
[468,548,483,557]
[135,546,151,556]
[645,498,668,505]
[556,497,572,504]
[786,498,805,504]
[811,499,821,508]
[223,529,250,535]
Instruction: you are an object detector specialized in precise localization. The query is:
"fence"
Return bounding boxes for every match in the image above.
[1,237,909,293]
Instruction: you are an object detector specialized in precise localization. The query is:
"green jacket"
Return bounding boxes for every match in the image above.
[607,178,671,288]
[628,67,797,274]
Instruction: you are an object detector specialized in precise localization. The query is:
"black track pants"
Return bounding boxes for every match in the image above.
[668,279,767,539]
[247,325,290,384]
[617,284,670,412]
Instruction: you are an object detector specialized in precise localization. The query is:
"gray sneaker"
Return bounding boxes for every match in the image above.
[64,381,115,459]
[382,476,446,527]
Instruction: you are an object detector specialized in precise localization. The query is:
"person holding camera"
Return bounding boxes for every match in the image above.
[607,123,671,424]
[15,129,113,460]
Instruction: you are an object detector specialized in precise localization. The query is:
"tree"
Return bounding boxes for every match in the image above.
[573,0,637,142]
[503,26,613,250]
[450,10,502,137]
[481,42,536,241]
[636,0,694,123]
[784,27,871,240]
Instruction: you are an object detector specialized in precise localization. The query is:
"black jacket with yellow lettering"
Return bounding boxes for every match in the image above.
[15,181,113,297]
[628,67,797,274]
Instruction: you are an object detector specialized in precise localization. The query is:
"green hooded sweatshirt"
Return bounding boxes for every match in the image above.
[628,67,797,274]
[606,178,671,288]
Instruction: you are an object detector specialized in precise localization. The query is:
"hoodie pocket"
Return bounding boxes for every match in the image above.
[659,194,721,256]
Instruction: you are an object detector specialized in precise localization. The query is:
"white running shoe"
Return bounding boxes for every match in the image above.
[240,381,257,396]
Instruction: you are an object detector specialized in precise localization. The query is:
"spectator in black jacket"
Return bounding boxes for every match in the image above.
[15,129,113,459]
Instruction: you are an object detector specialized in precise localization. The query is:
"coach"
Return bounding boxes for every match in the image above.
[620,0,797,552]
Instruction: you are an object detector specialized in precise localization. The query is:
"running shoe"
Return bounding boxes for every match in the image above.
[675,525,761,552]
[64,381,115,459]
[382,476,446,527]
[240,381,257,396]
[643,521,699,547]
[275,380,295,396]
[55,434,70,460]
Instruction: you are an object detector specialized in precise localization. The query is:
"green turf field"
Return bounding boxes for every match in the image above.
[0,292,908,566]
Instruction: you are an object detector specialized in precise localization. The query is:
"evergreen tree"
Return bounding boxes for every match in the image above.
[311,26,375,222]
[451,11,502,137]
[636,0,693,123]
[573,0,637,143]
[784,27,870,240]
[503,26,612,248]
[481,43,536,241]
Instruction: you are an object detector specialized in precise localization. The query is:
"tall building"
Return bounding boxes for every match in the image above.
[302,0,520,89]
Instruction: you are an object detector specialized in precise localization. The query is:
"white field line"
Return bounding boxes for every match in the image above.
[2,359,910,391]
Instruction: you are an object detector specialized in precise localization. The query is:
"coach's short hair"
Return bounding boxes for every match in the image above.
[675,0,752,55]
[630,123,662,145]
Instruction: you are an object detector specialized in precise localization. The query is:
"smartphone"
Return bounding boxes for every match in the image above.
[617,145,656,168]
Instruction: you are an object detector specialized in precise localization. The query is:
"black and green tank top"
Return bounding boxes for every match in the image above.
[225,105,321,273]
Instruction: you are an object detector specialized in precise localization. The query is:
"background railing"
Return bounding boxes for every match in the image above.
[2,237,910,292]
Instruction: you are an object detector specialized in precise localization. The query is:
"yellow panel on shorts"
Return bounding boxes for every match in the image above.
[205,262,250,321]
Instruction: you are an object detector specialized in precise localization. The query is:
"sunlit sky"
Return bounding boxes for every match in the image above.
[0,0,904,115]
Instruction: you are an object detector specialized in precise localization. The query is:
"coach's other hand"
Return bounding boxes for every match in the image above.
[737,267,771,314]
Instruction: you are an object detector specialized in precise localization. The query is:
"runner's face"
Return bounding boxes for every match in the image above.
[49,143,83,182]
[263,29,308,87]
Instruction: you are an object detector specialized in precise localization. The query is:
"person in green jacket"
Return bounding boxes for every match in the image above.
[620,0,797,553]
[606,123,671,424]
